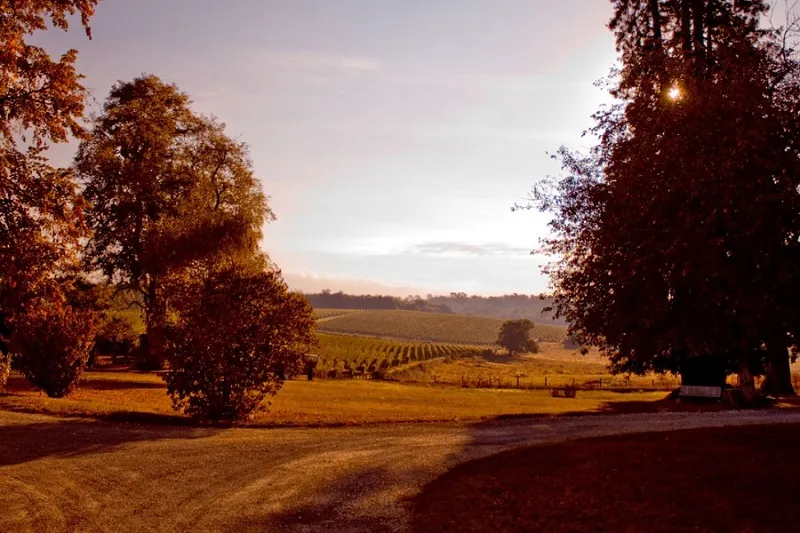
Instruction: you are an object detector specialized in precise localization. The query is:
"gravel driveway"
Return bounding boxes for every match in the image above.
[2,409,799,532]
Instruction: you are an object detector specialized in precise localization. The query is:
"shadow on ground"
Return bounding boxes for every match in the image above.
[410,420,800,533]
[4,374,165,391]
[0,418,218,467]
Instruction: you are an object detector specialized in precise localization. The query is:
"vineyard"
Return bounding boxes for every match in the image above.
[314,333,483,377]
[316,310,568,344]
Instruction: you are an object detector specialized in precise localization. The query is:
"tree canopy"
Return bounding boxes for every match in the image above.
[531,0,800,395]
[76,75,271,368]
[496,319,539,356]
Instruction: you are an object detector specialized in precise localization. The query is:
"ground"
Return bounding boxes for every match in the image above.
[2,410,799,532]
[413,423,800,533]
[0,371,668,425]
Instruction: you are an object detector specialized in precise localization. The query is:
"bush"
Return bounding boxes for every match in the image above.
[163,267,316,420]
[11,303,97,398]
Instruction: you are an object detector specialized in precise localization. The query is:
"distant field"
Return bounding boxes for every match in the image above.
[316,310,568,345]
[315,333,483,374]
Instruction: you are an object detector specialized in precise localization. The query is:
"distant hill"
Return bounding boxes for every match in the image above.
[316,310,568,345]
[303,291,565,326]
[426,294,565,326]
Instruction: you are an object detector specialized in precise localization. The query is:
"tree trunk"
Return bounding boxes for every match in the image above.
[681,0,693,54]
[141,276,166,370]
[761,336,796,396]
[649,0,663,45]
[737,354,757,404]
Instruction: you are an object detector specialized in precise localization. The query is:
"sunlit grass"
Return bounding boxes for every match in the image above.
[0,370,666,426]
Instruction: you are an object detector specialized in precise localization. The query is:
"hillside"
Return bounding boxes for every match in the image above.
[316,310,568,345]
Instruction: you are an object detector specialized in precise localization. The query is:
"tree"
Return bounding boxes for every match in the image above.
[76,75,270,369]
[497,319,539,356]
[530,0,800,395]
[0,1,98,347]
[162,264,316,420]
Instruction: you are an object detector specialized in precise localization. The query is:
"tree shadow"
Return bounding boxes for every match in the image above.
[4,374,165,391]
[0,417,218,467]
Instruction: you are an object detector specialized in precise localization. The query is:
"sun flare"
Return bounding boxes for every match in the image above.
[667,86,682,101]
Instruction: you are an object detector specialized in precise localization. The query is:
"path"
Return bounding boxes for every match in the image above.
[2,409,799,532]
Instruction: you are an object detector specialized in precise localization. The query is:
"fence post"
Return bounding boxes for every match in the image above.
[516,376,520,388]
[544,376,548,387]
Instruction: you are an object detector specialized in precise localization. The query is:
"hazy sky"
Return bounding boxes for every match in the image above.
[37,0,618,296]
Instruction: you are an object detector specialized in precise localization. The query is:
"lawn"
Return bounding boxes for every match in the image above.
[412,423,800,533]
[0,371,667,426]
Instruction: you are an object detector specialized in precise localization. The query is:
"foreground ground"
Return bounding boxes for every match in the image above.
[2,410,799,532]
[414,423,800,532]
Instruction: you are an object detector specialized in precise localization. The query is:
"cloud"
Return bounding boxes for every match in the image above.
[251,49,380,74]
[409,241,533,257]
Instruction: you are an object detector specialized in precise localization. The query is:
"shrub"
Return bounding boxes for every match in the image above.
[163,267,316,421]
[11,303,97,398]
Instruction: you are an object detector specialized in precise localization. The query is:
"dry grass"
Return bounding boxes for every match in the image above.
[317,310,568,344]
[0,371,667,426]
[412,423,800,533]
[388,342,681,389]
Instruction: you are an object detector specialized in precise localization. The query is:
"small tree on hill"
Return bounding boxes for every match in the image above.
[163,264,316,421]
[497,319,538,356]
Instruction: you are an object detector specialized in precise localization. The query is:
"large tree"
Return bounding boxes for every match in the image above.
[0,1,98,323]
[531,0,800,395]
[76,75,271,368]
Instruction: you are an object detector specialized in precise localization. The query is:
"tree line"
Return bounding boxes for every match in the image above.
[306,290,565,324]
[0,2,315,419]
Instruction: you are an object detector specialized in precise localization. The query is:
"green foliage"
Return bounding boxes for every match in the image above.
[496,319,538,356]
[94,314,140,358]
[11,299,97,398]
[163,266,316,421]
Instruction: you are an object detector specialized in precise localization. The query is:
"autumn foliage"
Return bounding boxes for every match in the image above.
[532,0,800,395]
[163,266,316,420]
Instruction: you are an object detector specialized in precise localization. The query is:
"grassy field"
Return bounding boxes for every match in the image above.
[316,309,568,344]
[412,423,800,532]
[0,371,668,425]
[387,343,682,389]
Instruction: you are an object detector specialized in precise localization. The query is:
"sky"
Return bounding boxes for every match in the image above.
[36,0,619,296]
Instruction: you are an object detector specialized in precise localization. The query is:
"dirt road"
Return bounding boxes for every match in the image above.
[2,409,799,532]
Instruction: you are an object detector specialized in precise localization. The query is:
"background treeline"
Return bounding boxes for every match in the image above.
[304,290,564,325]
